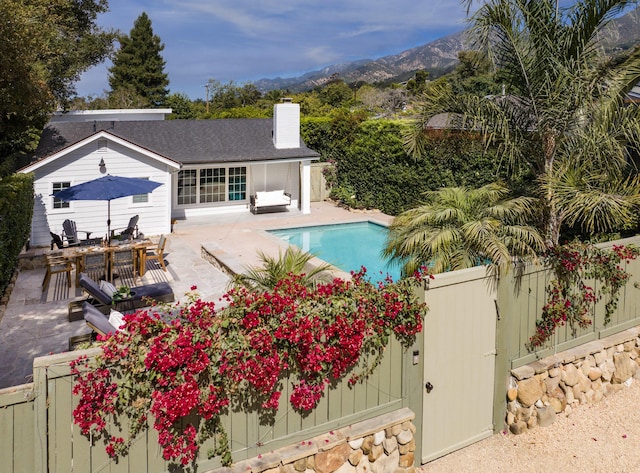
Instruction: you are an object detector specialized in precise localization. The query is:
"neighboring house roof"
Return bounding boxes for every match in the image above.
[627,85,640,103]
[28,119,320,168]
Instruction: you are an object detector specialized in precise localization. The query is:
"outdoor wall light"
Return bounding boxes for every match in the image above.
[99,158,106,173]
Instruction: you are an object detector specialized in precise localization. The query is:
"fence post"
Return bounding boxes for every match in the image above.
[403,286,425,464]
[492,273,513,433]
[32,361,48,473]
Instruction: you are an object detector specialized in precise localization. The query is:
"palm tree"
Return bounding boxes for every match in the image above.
[231,246,334,291]
[406,0,640,246]
[383,183,544,275]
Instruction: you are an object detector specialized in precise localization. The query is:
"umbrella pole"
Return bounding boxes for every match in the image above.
[107,200,111,245]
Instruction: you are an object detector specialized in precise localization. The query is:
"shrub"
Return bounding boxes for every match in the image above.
[528,242,640,350]
[0,173,33,295]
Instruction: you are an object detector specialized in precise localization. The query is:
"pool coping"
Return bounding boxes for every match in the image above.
[202,217,394,281]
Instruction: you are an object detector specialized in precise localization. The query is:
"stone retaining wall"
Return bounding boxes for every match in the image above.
[206,408,416,473]
[507,326,640,434]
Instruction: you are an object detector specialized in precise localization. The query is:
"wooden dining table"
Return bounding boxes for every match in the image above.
[61,239,153,285]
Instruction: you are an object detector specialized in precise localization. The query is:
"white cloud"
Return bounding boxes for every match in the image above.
[76,0,470,99]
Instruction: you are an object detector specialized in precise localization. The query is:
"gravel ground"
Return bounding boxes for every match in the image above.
[420,379,640,473]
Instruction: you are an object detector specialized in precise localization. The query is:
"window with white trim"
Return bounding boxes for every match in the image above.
[132,177,149,203]
[177,169,197,205]
[200,168,225,203]
[228,167,247,201]
[177,166,247,205]
[52,182,71,209]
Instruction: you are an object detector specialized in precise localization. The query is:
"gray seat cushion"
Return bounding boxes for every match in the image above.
[78,273,175,309]
[82,301,117,335]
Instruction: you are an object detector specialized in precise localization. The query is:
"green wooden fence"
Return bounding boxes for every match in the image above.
[498,235,640,369]
[0,337,410,473]
[0,383,36,473]
[4,236,640,472]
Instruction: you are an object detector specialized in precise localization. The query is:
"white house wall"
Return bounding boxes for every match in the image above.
[29,140,173,247]
[171,162,301,219]
[249,162,299,197]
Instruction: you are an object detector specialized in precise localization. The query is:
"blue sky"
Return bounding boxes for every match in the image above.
[76,0,470,100]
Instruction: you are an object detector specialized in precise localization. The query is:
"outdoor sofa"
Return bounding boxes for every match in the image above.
[250,189,291,214]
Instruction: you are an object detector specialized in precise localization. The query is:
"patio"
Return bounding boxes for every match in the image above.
[0,202,392,389]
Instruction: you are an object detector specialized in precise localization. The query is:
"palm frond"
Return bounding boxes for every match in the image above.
[385,183,543,276]
[545,165,640,233]
[232,247,334,291]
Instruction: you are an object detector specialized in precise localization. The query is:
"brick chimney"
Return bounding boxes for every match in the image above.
[273,98,300,149]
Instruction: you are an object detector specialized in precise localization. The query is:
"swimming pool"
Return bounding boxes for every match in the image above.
[268,221,401,283]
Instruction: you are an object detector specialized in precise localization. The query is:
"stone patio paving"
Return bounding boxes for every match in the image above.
[0,201,392,389]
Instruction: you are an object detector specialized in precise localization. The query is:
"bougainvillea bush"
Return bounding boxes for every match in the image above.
[528,242,640,350]
[71,268,430,469]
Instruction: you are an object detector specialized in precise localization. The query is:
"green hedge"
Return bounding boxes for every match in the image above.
[0,173,34,294]
[302,116,510,216]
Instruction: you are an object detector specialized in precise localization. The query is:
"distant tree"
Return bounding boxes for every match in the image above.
[107,85,149,109]
[293,92,333,117]
[355,85,408,117]
[355,84,387,114]
[317,81,354,108]
[0,0,115,173]
[108,12,169,107]
[207,80,263,110]
[165,93,196,119]
[239,83,262,106]
[455,51,492,80]
[406,70,429,95]
[263,89,286,103]
[213,107,270,119]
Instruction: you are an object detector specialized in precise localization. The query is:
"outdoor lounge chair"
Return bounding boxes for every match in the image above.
[112,215,139,240]
[82,301,118,336]
[62,219,93,246]
[50,232,65,250]
[78,273,174,312]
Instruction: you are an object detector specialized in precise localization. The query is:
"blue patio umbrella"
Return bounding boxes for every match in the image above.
[52,175,163,240]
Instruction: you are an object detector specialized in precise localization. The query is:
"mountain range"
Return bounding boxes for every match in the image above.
[254,7,640,93]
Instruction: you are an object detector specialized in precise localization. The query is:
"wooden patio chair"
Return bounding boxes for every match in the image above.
[146,234,168,272]
[80,252,108,283]
[62,219,93,246]
[42,253,73,289]
[110,247,138,284]
[112,215,139,240]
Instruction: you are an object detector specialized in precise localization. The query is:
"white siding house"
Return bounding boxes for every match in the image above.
[19,103,320,247]
[22,132,179,247]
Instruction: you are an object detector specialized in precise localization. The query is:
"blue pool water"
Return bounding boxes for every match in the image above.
[268,221,402,283]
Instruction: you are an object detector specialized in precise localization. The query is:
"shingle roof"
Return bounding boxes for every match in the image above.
[31,118,320,165]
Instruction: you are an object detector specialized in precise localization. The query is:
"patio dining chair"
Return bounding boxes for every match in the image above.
[110,248,137,284]
[42,253,73,289]
[80,252,108,283]
[146,234,168,272]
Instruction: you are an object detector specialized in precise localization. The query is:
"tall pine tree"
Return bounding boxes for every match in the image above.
[108,12,169,107]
